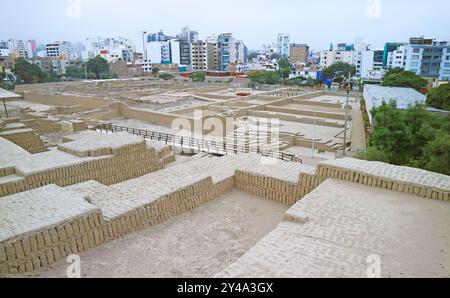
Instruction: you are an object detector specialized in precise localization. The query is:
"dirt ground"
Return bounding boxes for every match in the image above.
[16,189,289,278]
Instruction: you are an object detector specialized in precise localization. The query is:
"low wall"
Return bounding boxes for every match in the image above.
[0,176,235,274]
[316,160,450,201]
[265,106,351,121]
[21,92,111,110]
[0,144,165,197]
[0,129,46,154]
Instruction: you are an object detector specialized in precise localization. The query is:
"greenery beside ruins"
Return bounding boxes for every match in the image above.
[356,101,450,175]
[427,83,450,110]
[382,70,428,91]
[189,72,206,82]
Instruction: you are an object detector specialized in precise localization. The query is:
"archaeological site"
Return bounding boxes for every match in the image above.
[0,80,449,278]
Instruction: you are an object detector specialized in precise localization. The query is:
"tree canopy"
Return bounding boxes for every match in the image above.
[426,83,450,111]
[248,52,258,60]
[65,65,87,79]
[322,62,356,86]
[152,67,160,77]
[12,58,46,84]
[189,72,206,82]
[159,73,174,81]
[269,53,281,60]
[278,58,291,83]
[382,70,428,91]
[384,67,404,77]
[86,56,109,79]
[248,70,281,85]
[356,100,450,175]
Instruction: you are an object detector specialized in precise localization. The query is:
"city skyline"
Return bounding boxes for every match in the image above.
[1,0,450,51]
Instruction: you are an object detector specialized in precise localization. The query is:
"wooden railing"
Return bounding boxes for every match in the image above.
[96,123,303,164]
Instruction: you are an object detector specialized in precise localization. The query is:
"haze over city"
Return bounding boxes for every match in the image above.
[1,0,450,50]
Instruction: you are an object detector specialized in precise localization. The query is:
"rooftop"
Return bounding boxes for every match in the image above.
[363,85,426,110]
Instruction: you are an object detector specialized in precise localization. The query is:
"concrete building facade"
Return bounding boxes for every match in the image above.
[405,37,450,81]
[290,44,309,65]
[277,34,290,57]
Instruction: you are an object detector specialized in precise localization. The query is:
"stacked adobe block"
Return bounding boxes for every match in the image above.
[0,128,46,154]
[316,158,450,201]
[0,131,174,197]
[0,185,104,274]
[235,162,322,205]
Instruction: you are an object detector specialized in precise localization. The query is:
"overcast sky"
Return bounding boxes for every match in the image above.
[1,0,450,51]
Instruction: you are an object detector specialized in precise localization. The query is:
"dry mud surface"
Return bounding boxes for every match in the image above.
[17,189,288,278]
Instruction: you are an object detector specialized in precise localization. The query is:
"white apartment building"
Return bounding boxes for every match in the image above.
[319,50,353,68]
[386,45,407,69]
[3,39,34,59]
[261,43,278,58]
[360,50,384,79]
[0,49,10,57]
[85,37,134,62]
[277,34,290,57]
[45,41,84,60]
[235,40,246,64]
[190,41,208,71]
[404,38,450,81]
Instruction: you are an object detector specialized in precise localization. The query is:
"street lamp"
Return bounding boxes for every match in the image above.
[342,71,353,157]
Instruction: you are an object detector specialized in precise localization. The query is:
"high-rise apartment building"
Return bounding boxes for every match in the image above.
[178,26,199,44]
[218,33,236,71]
[190,41,208,71]
[2,39,34,59]
[277,34,290,57]
[405,37,450,80]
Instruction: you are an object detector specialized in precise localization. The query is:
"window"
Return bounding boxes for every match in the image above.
[443,70,450,75]
[413,48,420,53]
[412,55,420,60]
[444,63,450,68]
[410,62,419,67]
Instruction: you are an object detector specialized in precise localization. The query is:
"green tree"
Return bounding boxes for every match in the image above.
[12,58,46,84]
[357,100,450,175]
[322,62,356,87]
[269,53,281,60]
[86,56,109,79]
[65,65,86,79]
[278,58,291,84]
[426,83,450,110]
[190,72,206,82]
[422,132,450,175]
[159,73,174,81]
[152,67,160,78]
[382,71,427,91]
[384,67,404,77]
[248,70,281,85]
[248,52,258,60]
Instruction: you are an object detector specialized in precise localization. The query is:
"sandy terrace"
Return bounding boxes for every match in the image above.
[283,103,347,114]
[0,185,99,243]
[16,190,289,278]
[217,179,450,278]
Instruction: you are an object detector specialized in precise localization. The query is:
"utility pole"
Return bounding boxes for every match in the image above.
[2,98,8,118]
[142,31,147,72]
[312,111,316,159]
[342,71,351,157]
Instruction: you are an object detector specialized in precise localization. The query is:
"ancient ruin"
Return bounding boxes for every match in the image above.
[0,80,449,277]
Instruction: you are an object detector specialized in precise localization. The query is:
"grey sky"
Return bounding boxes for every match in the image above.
[1,0,450,51]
